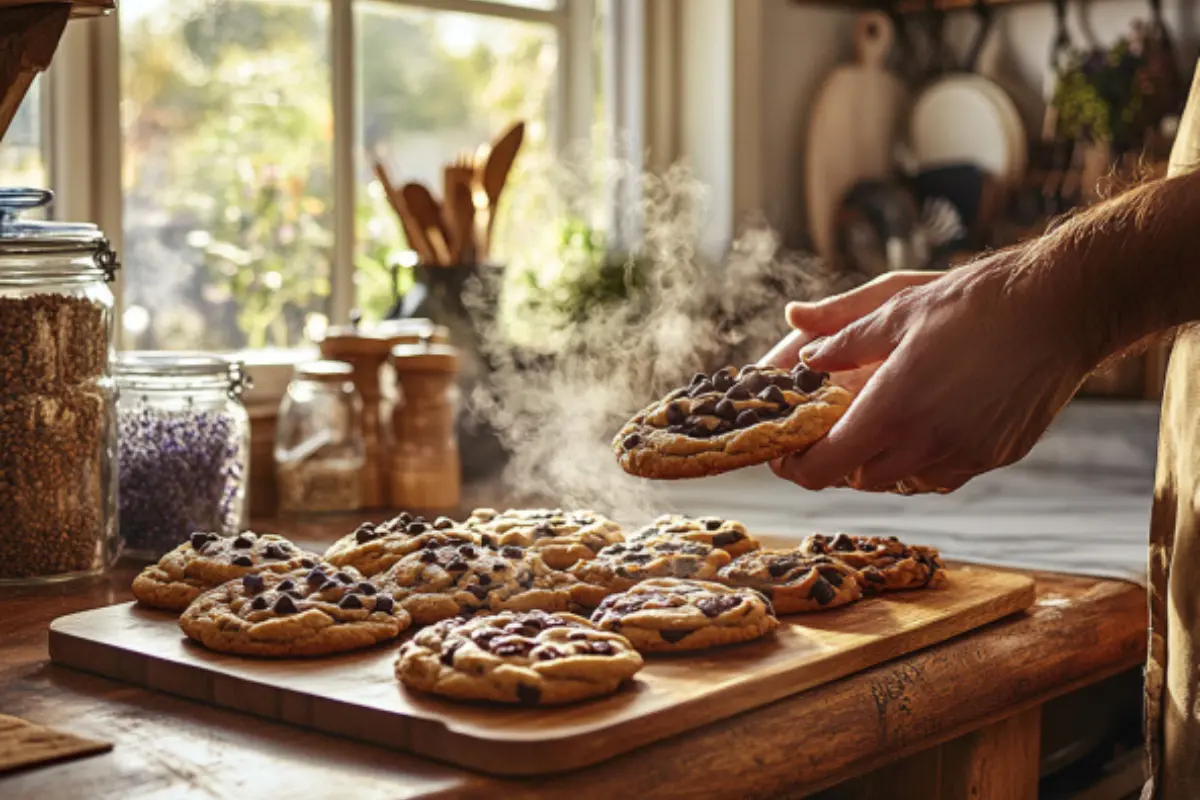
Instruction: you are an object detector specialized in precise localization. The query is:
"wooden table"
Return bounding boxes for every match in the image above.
[0,518,1147,799]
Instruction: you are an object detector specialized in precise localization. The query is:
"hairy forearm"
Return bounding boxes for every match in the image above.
[1020,170,1200,366]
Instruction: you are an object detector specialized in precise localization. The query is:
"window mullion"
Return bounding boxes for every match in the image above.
[331,0,356,324]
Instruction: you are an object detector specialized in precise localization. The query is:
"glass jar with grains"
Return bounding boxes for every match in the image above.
[275,360,365,514]
[0,189,121,584]
[116,353,250,559]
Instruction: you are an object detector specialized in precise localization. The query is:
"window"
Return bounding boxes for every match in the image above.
[41,0,611,352]
[0,77,48,199]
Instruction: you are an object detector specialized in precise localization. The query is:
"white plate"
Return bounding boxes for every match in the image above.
[909,75,1025,186]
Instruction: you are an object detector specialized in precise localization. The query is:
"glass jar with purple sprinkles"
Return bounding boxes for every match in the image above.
[115,353,250,559]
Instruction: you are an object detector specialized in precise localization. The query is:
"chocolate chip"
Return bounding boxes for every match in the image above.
[441,641,462,666]
[398,512,413,524]
[305,568,328,586]
[818,566,845,586]
[263,543,287,560]
[233,534,254,548]
[712,530,743,547]
[433,517,455,530]
[537,647,564,661]
[768,559,796,578]
[735,409,760,428]
[589,640,615,655]
[692,398,719,417]
[689,380,714,397]
[861,543,878,553]
[568,631,590,641]
[500,546,524,559]
[471,629,501,646]
[419,550,438,563]
[758,385,787,406]
[657,541,682,553]
[713,420,734,435]
[725,385,750,401]
[703,518,722,531]
[480,534,500,549]
[353,524,377,544]
[714,398,738,420]
[532,523,554,540]
[697,595,741,617]
[250,595,269,610]
[241,574,265,594]
[335,572,354,584]
[458,544,478,558]
[494,640,534,657]
[356,582,378,595]
[320,580,340,592]
[793,367,827,393]
[516,684,542,706]
[622,433,641,450]
[231,555,254,567]
[407,522,427,535]
[739,372,767,394]
[492,562,506,571]
[447,559,469,571]
[277,579,295,591]
[374,595,395,614]
[339,594,364,610]
[190,531,216,551]
[477,573,492,586]
[466,584,490,600]
[689,372,708,387]
[771,374,794,390]
[808,577,837,606]
[667,424,688,434]
[666,402,686,425]
[273,594,299,614]
[831,533,855,552]
[712,370,734,392]
[738,364,760,376]
[299,558,315,569]
[685,422,712,439]
[625,552,653,564]
[659,629,695,644]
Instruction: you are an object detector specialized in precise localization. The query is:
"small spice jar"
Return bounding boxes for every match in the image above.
[390,339,460,511]
[275,360,365,514]
[0,188,121,584]
[115,352,250,559]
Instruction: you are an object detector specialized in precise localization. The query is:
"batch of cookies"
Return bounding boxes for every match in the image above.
[131,508,946,708]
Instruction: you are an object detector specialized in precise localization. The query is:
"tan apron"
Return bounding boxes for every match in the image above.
[1145,59,1200,800]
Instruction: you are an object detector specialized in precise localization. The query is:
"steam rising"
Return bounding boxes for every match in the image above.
[464,152,855,524]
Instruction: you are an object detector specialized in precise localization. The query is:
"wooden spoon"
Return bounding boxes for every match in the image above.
[372,160,434,265]
[479,120,525,252]
[400,182,452,266]
[448,179,476,265]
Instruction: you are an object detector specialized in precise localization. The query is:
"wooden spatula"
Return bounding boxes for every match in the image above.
[448,179,476,265]
[400,182,452,266]
[372,159,435,265]
[479,120,525,251]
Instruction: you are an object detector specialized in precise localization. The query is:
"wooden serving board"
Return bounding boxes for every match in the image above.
[49,567,1034,777]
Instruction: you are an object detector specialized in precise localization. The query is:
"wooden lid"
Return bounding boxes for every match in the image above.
[318,325,392,359]
[295,359,355,384]
[390,343,459,374]
[374,318,450,346]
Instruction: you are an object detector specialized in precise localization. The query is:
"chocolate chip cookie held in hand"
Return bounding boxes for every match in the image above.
[613,364,852,479]
[395,610,643,705]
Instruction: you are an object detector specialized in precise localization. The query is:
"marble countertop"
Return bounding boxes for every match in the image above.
[652,400,1160,585]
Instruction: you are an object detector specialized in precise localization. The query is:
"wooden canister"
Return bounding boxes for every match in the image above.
[318,326,392,508]
[390,341,461,511]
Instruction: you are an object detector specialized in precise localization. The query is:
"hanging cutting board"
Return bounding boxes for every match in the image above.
[48,565,1033,776]
[806,11,907,264]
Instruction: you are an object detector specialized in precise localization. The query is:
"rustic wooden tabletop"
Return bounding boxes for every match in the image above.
[0,523,1146,800]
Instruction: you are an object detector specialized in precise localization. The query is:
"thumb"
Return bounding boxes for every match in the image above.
[800,312,900,372]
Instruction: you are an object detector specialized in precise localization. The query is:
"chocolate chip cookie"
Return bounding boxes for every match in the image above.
[396,610,643,705]
[378,541,584,626]
[569,535,733,608]
[132,531,321,612]
[629,514,760,558]
[590,578,777,653]
[613,363,853,479]
[179,566,410,656]
[324,513,475,577]
[717,549,862,613]
[466,507,626,569]
[800,533,946,592]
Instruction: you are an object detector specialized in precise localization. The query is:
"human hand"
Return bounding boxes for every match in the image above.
[764,251,1092,493]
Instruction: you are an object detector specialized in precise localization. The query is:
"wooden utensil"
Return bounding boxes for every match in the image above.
[372,160,435,265]
[805,12,907,264]
[479,120,525,253]
[50,566,1034,776]
[448,179,476,265]
[400,183,452,266]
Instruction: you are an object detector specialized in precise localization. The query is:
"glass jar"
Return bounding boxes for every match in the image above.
[275,360,365,514]
[0,188,121,584]
[115,353,250,559]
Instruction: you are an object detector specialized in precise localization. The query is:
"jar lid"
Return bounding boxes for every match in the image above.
[318,325,392,358]
[391,342,459,373]
[0,189,119,281]
[116,351,250,395]
[295,359,355,383]
[374,317,450,345]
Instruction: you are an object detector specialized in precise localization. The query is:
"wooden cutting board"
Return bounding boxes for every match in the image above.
[48,566,1034,777]
[805,11,907,264]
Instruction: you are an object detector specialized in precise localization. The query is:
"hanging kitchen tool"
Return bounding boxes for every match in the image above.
[804,10,907,265]
[478,121,525,258]
[907,0,1026,190]
[400,182,453,266]
[832,178,924,278]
